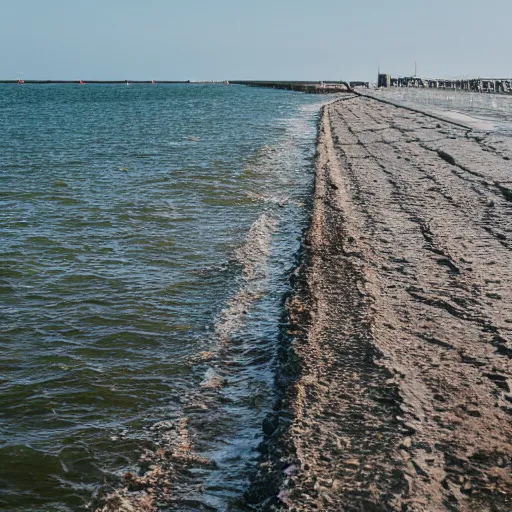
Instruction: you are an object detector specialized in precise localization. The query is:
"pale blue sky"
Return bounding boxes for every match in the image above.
[1,0,509,81]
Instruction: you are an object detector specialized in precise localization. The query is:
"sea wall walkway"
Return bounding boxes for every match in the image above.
[258,94,512,511]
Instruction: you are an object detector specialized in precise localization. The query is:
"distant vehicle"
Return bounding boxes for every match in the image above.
[79,80,85,85]
[17,78,24,84]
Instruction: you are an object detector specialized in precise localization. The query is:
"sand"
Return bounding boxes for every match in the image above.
[253,94,512,511]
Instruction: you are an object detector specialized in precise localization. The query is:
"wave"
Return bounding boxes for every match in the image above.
[214,213,277,345]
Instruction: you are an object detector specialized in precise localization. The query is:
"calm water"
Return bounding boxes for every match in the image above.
[0,84,327,510]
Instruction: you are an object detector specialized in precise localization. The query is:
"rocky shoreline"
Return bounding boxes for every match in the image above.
[249,95,512,511]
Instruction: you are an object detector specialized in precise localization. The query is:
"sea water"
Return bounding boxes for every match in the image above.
[0,83,328,511]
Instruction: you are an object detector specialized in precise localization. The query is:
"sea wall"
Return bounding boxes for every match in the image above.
[248,94,512,511]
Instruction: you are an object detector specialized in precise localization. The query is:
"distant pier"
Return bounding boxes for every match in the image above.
[378,74,512,94]
[230,81,352,94]
[1,79,360,94]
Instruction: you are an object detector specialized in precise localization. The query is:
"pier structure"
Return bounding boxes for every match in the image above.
[349,81,370,89]
[229,80,351,94]
[381,75,512,94]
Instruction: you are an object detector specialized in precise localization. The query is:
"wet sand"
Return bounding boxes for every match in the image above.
[265,95,512,511]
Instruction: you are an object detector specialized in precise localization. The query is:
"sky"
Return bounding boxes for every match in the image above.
[1,0,509,82]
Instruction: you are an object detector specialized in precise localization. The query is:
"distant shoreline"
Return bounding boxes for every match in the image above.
[1,80,355,95]
[0,80,192,84]
[0,79,353,91]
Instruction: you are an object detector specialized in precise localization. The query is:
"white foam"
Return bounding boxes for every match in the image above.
[214,213,277,344]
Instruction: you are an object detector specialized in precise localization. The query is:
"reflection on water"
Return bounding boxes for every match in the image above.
[0,84,328,511]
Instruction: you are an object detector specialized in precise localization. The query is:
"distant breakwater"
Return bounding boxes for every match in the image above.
[2,80,355,94]
[230,81,352,94]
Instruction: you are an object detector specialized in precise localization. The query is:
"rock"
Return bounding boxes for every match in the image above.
[262,414,279,436]
[401,437,412,448]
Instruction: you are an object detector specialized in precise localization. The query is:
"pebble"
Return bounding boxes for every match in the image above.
[402,437,412,448]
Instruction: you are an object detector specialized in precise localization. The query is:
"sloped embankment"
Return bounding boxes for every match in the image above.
[255,95,512,511]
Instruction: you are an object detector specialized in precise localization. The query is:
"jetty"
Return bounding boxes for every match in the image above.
[1,79,360,94]
[229,80,352,94]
